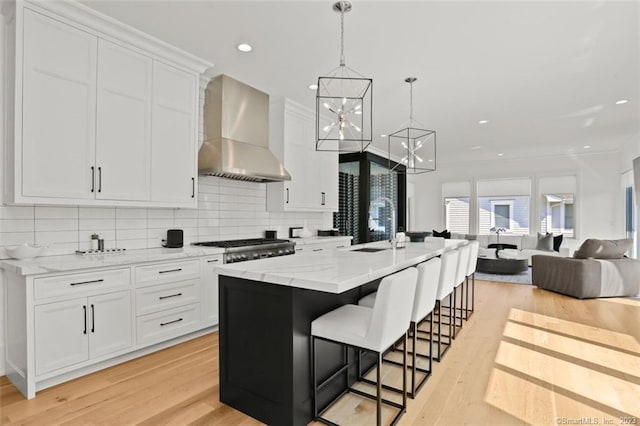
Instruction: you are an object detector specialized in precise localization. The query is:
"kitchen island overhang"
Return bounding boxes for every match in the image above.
[216,240,467,426]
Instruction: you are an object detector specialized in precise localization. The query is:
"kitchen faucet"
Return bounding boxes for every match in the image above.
[370,196,397,248]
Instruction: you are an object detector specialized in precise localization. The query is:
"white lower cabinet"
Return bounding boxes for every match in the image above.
[294,238,353,254]
[201,255,223,326]
[4,254,221,399]
[34,290,132,376]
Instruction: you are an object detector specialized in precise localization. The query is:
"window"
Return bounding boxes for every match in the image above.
[477,179,531,235]
[540,193,574,238]
[444,197,470,234]
[490,200,513,230]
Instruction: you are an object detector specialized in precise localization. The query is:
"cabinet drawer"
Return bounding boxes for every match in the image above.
[34,268,131,301]
[135,279,199,316]
[136,303,200,347]
[135,260,199,287]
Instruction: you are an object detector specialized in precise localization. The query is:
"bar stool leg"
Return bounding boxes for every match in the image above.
[312,336,317,419]
[411,322,417,397]
[429,313,433,372]
[403,330,408,411]
[377,352,382,426]
[437,300,442,361]
[452,287,457,340]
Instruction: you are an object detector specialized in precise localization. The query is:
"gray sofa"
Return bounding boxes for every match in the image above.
[532,255,640,299]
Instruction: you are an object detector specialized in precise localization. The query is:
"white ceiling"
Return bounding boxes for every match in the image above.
[82,0,639,163]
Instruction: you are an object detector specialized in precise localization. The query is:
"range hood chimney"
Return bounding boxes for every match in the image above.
[198,74,291,182]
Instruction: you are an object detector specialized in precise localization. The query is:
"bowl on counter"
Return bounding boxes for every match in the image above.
[5,243,47,260]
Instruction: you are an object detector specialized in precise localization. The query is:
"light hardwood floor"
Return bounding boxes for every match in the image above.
[1,280,639,425]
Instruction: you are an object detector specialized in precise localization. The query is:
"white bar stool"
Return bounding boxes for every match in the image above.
[463,241,480,320]
[311,268,418,426]
[451,244,471,339]
[358,257,441,398]
[433,249,459,361]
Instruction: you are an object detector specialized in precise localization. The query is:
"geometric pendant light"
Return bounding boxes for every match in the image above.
[316,1,372,153]
[388,77,436,174]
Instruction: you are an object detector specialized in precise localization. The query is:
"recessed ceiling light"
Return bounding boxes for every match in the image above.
[497,153,504,157]
[470,145,482,150]
[615,99,628,105]
[308,84,318,90]
[237,43,253,53]
[583,145,591,149]
[478,120,489,124]
[380,134,387,138]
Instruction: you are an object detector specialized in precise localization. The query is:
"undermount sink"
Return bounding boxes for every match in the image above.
[351,247,388,253]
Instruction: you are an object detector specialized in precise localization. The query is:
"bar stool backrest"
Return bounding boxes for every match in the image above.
[466,241,480,276]
[454,245,471,286]
[366,267,418,351]
[411,257,442,323]
[436,250,459,301]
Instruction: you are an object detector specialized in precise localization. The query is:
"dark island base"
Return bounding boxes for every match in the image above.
[219,275,380,426]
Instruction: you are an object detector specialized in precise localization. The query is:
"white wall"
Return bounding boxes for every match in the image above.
[410,151,621,247]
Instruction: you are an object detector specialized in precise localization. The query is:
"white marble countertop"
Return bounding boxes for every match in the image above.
[0,246,225,276]
[217,239,467,294]
[290,236,353,245]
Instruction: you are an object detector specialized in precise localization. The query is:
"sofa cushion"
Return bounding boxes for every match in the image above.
[432,229,451,239]
[573,238,633,260]
[553,234,563,252]
[498,235,523,249]
[521,235,538,250]
[536,232,554,251]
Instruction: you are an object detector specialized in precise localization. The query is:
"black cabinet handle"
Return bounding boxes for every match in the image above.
[83,305,87,335]
[158,268,182,274]
[91,166,95,193]
[98,167,102,193]
[207,259,219,263]
[91,304,95,333]
[321,192,326,205]
[160,318,183,327]
[286,188,289,204]
[70,279,104,286]
[312,248,323,252]
[337,245,346,248]
[159,292,182,300]
[191,177,195,198]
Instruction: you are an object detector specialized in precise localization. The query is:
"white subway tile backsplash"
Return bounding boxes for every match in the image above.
[0,219,35,233]
[0,232,35,246]
[79,207,116,219]
[116,218,147,230]
[116,208,147,219]
[35,206,78,219]
[0,206,34,219]
[79,218,116,231]
[0,177,331,259]
[35,219,78,232]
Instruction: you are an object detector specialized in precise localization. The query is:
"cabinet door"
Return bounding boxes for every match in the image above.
[283,111,311,209]
[35,298,89,375]
[96,40,152,201]
[88,291,133,359]
[21,9,97,199]
[319,150,339,211]
[201,256,222,326]
[151,61,198,205]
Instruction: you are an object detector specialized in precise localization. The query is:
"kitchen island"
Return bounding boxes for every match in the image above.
[216,239,466,426]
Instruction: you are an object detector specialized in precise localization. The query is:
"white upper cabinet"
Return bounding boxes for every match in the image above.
[96,39,152,201]
[21,9,97,200]
[267,99,339,212]
[151,61,198,206]
[4,1,211,208]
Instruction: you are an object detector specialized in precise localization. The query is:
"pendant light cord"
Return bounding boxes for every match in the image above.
[409,80,414,122]
[340,1,345,67]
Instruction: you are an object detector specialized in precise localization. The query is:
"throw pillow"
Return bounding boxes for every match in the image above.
[553,234,563,252]
[536,232,554,251]
[432,229,451,239]
[573,238,633,259]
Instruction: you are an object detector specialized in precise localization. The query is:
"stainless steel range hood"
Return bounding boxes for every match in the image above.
[198,74,291,182]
